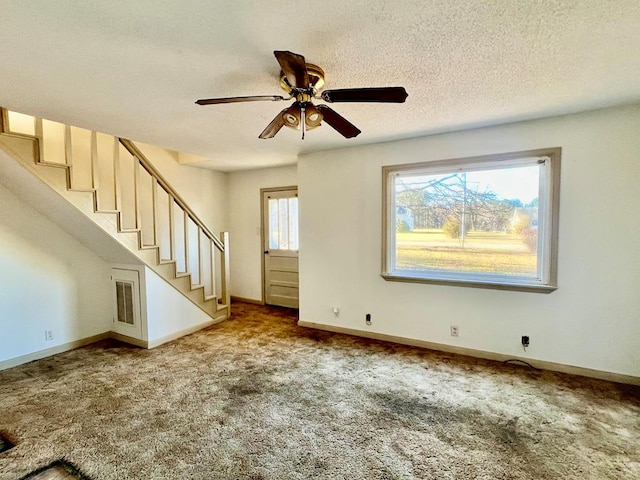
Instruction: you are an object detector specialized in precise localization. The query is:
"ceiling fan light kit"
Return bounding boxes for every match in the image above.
[196,50,408,140]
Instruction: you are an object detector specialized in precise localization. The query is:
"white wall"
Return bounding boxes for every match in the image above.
[298,105,640,377]
[142,266,213,344]
[0,135,226,366]
[228,165,298,301]
[0,184,112,363]
[136,143,229,233]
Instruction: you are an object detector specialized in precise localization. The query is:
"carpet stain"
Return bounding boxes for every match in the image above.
[0,433,14,455]
[226,370,274,399]
[371,389,529,452]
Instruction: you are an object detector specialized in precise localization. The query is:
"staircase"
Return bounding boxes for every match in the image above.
[0,108,230,322]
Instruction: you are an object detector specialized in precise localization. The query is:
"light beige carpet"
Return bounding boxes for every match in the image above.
[1,302,639,479]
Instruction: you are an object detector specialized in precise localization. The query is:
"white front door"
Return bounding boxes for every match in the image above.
[262,188,299,308]
[111,268,143,339]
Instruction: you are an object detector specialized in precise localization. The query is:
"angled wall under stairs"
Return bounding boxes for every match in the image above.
[0,108,230,339]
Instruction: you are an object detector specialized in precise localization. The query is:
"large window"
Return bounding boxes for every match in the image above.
[382,148,560,292]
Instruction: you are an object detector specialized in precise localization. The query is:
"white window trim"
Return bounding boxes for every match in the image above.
[381,148,561,293]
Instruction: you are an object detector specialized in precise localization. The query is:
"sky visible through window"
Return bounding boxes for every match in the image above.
[398,164,540,205]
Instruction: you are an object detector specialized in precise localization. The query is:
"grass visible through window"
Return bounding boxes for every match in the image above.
[396,230,536,276]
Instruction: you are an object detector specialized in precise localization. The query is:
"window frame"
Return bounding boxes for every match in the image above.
[381,148,561,293]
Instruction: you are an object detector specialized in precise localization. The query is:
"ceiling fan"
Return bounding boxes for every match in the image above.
[196,50,408,140]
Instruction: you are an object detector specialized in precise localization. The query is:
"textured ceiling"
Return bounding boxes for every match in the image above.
[1,1,639,171]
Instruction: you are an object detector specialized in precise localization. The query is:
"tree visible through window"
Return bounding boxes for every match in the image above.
[383,149,560,292]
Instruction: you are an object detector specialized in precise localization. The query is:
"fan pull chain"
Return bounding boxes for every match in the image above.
[301,105,306,140]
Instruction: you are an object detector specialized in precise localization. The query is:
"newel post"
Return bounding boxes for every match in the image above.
[221,231,231,316]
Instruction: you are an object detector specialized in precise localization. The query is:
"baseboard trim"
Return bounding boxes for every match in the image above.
[0,316,230,370]
[0,332,111,372]
[110,332,149,348]
[230,295,264,305]
[6,319,634,386]
[146,316,227,349]
[297,320,640,386]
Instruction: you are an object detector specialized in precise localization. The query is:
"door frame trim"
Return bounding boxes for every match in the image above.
[260,185,298,305]
[111,267,144,340]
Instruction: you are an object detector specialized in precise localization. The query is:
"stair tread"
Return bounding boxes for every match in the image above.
[68,188,96,194]
[37,160,68,168]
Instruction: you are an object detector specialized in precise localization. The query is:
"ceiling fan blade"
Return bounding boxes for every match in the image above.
[316,105,361,138]
[274,50,309,89]
[258,108,289,139]
[196,95,286,105]
[320,87,408,103]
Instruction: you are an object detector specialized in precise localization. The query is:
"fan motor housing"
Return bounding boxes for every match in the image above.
[280,63,325,93]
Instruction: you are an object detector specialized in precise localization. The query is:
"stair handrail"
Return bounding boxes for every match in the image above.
[118,138,225,252]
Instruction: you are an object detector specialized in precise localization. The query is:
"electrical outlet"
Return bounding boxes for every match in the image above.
[332,307,340,318]
[450,325,459,337]
[521,335,530,347]
[44,330,54,341]
[365,313,372,325]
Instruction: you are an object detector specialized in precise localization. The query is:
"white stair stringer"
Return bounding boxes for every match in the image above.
[0,123,229,323]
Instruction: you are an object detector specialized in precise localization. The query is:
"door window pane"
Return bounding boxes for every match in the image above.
[268,197,299,250]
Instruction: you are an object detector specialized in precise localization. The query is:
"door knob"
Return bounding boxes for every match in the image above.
[264,250,269,254]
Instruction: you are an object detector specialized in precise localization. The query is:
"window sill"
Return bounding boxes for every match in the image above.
[381,273,557,293]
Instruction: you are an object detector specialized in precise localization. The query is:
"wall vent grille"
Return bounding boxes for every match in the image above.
[116,281,135,325]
